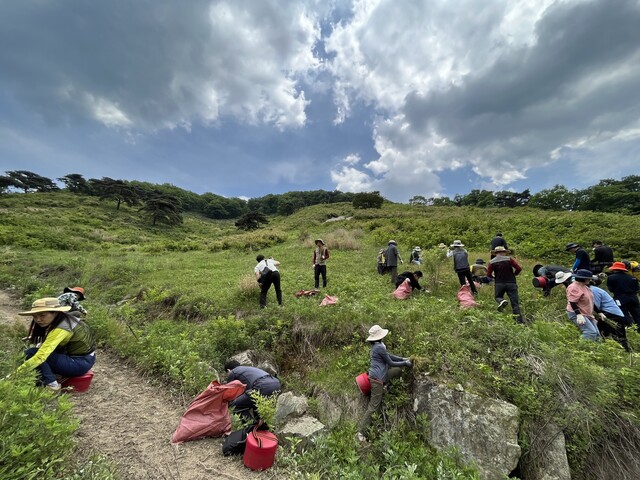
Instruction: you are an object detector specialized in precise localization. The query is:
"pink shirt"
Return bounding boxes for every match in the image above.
[565,281,594,315]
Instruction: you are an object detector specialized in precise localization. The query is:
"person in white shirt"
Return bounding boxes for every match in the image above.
[254,254,282,308]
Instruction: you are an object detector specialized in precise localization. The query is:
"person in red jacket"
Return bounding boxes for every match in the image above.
[487,246,523,323]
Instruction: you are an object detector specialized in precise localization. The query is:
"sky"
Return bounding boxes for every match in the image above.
[1,0,639,202]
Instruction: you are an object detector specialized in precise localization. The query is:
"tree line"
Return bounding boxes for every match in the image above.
[409,175,640,215]
[0,171,357,227]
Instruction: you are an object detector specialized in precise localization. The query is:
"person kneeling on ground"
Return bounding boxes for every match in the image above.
[225,360,281,421]
[555,270,600,341]
[357,325,412,442]
[393,271,424,299]
[532,264,569,297]
[16,297,96,391]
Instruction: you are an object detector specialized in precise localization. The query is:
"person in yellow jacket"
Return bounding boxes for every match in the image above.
[16,297,96,391]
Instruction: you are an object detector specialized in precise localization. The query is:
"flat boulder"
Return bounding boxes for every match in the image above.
[414,375,521,480]
[229,350,279,376]
[279,415,325,450]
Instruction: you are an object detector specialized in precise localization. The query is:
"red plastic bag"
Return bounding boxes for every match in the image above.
[320,295,337,306]
[457,285,478,309]
[171,380,246,444]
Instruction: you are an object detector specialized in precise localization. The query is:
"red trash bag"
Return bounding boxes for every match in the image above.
[393,279,413,299]
[457,285,478,309]
[171,380,246,444]
[320,295,337,306]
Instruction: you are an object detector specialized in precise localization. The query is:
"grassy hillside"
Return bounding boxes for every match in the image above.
[1,192,640,479]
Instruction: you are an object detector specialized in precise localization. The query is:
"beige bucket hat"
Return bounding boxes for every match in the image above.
[366,324,389,342]
[18,297,71,316]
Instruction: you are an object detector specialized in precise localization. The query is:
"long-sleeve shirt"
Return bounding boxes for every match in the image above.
[58,292,87,315]
[565,281,594,315]
[227,366,275,390]
[398,271,422,290]
[571,248,591,272]
[606,272,640,300]
[385,244,401,267]
[590,286,624,317]
[368,342,405,383]
[487,255,522,283]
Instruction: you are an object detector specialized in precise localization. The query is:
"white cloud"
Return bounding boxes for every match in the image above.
[330,165,373,192]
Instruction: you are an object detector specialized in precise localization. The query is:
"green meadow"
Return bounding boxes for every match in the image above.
[1,192,640,479]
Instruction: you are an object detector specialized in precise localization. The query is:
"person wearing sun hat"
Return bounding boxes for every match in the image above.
[58,286,87,316]
[605,262,640,331]
[356,325,412,441]
[15,298,96,391]
[487,246,523,322]
[447,240,478,295]
[556,269,601,341]
[385,240,403,285]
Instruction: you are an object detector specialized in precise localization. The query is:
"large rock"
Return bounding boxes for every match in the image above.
[413,375,521,480]
[275,392,308,426]
[279,415,326,450]
[519,422,571,480]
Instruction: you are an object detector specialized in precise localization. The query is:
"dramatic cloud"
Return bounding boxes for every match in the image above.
[0,0,321,131]
[326,0,640,199]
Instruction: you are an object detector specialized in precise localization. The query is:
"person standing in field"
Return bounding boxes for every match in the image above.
[356,325,412,442]
[385,240,403,285]
[312,239,329,289]
[566,242,591,272]
[590,240,614,274]
[255,254,282,308]
[487,246,523,323]
[447,240,478,295]
[490,233,508,259]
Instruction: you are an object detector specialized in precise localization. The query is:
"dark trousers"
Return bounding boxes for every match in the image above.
[25,347,95,385]
[618,295,640,331]
[259,271,282,307]
[456,269,478,294]
[314,264,327,288]
[230,377,281,420]
[358,367,402,435]
[597,312,631,352]
[389,266,398,285]
[495,282,523,323]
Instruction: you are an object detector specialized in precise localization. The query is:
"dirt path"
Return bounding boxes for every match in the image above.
[0,291,273,480]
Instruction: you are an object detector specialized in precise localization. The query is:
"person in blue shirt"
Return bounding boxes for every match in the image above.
[566,243,591,272]
[225,360,281,421]
[591,285,632,352]
[356,325,412,442]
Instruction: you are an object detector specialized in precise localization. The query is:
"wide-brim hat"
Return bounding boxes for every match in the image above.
[366,324,389,342]
[492,246,510,254]
[555,271,573,284]
[19,297,71,316]
[314,239,325,245]
[574,269,594,280]
[608,261,628,272]
[565,242,579,251]
[63,286,85,300]
[450,240,464,247]
[388,240,397,245]
[532,264,544,276]
[413,246,422,251]
[475,259,485,264]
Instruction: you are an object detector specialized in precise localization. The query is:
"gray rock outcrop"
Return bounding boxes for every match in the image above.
[519,422,571,480]
[279,415,326,450]
[413,375,521,480]
[229,349,279,376]
[275,392,308,426]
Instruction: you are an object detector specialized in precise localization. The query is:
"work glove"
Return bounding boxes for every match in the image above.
[404,360,413,368]
[576,314,587,326]
[400,260,404,264]
[598,313,607,322]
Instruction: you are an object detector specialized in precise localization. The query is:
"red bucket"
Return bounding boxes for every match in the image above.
[355,372,371,395]
[61,370,94,393]
[532,276,548,289]
[243,429,278,471]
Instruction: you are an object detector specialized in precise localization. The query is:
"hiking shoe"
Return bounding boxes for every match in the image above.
[497,300,508,312]
[355,432,367,443]
[46,381,61,392]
